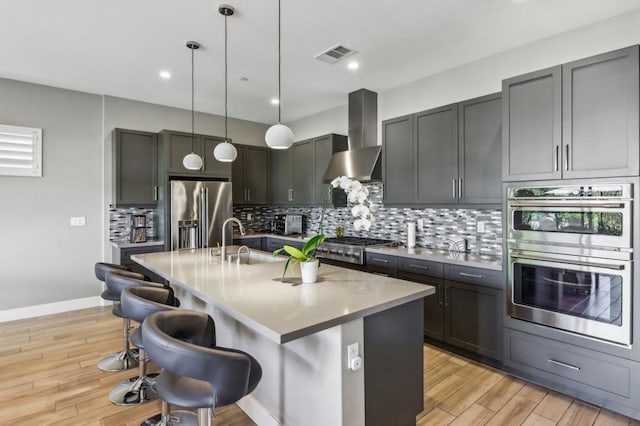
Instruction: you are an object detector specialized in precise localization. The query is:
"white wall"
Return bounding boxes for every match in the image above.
[0,78,103,310]
[0,86,269,314]
[287,9,640,145]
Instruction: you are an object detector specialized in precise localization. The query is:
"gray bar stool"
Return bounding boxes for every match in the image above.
[109,285,179,406]
[98,271,155,372]
[142,310,262,426]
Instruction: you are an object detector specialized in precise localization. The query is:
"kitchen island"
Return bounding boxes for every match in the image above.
[132,248,434,426]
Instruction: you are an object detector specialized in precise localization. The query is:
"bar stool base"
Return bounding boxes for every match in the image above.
[97,349,139,372]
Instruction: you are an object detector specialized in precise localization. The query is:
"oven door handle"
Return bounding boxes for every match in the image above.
[510,251,626,270]
[508,201,625,209]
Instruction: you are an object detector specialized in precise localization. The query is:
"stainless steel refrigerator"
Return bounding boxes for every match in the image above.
[170,180,232,250]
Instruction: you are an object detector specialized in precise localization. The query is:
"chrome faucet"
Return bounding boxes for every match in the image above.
[221,217,245,262]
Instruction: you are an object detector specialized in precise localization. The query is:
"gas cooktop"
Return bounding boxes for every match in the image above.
[317,237,396,265]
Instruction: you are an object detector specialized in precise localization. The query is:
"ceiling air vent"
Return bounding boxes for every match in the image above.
[314,44,356,64]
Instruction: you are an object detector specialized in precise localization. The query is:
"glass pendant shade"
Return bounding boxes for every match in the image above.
[265,123,294,149]
[183,151,203,170]
[214,141,237,162]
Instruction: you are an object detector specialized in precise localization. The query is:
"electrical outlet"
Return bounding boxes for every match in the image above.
[477,221,485,233]
[70,216,86,227]
[417,219,424,231]
[347,342,362,371]
[247,213,253,221]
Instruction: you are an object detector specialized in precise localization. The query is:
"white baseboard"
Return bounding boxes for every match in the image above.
[0,296,105,323]
[237,395,280,426]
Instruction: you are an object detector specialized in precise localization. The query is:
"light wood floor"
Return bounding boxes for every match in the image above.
[0,306,637,426]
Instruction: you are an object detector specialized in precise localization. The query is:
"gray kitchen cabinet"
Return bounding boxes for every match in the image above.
[269,134,346,205]
[504,328,640,409]
[395,259,502,360]
[562,46,639,178]
[232,145,268,205]
[415,104,458,204]
[382,115,414,204]
[269,148,293,204]
[112,128,158,206]
[265,237,304,254]
[234,237,264,250]
[313,134,348,204]
[458,93,502,204]
[291,140,314,204]
[503,45,640,181]
[158,130,230,178]
[444,280,502,360]
[502,66,562,181]
[112,244,166,284]
[384,94,501,205]
[366,252,399,277]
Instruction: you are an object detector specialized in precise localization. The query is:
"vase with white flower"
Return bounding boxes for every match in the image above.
[273,176,374,283]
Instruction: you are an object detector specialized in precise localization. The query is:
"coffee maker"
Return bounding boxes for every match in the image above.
[129,214,147,243]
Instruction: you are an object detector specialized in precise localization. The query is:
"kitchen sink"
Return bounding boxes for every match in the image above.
[225,246,284,265]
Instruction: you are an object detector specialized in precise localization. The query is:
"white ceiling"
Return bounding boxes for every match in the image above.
[1,0,639,124]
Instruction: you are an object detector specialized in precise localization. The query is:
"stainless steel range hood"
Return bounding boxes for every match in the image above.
[323,89,381,182]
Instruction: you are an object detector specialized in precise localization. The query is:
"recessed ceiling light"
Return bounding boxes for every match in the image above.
[159,70,171,79]
[270,98,280,105]
[240,76,249,82]
[347,61,359,70]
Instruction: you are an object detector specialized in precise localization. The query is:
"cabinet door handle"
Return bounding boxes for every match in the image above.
[548,359,580,371]
[438,287,444,307]
[565,144,570,171]
[459,272,484,279]
[452,179,456,198]
[444,286,448,307]
[458,178,463,199]
[247,189,251,201]
[555,145,559,171]
[153,186,158,201]
[409,264,429,270]
[372,257,389,264]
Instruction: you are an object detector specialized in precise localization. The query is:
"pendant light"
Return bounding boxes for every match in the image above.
[265,0,294,149]
[182,41,204,170]
[213,5,238,162]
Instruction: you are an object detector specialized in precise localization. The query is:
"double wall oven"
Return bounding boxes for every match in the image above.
[507,183,633,346]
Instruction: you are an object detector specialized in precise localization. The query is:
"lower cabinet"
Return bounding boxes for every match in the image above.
[234,237,264,250]
[504,328,639,407]
[112,244,166,284]
[265,237,304,254]
[396,259,503,361]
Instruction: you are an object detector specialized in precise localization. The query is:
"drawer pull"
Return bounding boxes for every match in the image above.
[548,359,580,371]
[459,272,483,279]
[372,257,389,264]
[409,264,430,270]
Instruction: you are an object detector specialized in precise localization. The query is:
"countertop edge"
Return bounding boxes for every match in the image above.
[366,247,503,271]
[111,240,165,249]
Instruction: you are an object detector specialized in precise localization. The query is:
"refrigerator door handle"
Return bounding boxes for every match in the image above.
[203,187,210,248]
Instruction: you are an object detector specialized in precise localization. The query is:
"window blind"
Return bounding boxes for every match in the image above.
[0,124,42,177]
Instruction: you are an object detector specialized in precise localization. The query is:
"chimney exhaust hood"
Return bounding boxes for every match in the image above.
[323,89,381,182]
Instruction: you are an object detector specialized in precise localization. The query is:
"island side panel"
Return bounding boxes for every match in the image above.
[364,298,424,426]
[173,284,366,426]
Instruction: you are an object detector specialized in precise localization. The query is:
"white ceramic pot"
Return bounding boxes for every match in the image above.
[300,259,319,284]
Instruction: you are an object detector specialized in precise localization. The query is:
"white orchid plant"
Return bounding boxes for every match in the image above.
[273,176,375,279]
[328,176,374,232]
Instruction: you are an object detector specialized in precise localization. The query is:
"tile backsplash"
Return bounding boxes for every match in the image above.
[234,182,503,256]
[109,206,157,242]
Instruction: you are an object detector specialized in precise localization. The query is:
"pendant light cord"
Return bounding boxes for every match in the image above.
[191,44,196,150]
[225,13,229,142]
[278,0,282,124]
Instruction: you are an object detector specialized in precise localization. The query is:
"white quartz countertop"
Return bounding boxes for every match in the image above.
[111,240,165,249]
[132,248,434,344]
[366,246,503,271]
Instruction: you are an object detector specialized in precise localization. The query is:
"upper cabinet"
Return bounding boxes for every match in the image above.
[269,134,347,205]
[503,46,639,181]
[383,93,501,205]
[232,145,269,205]
[158,130,231,178]
[112,128,158,206]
